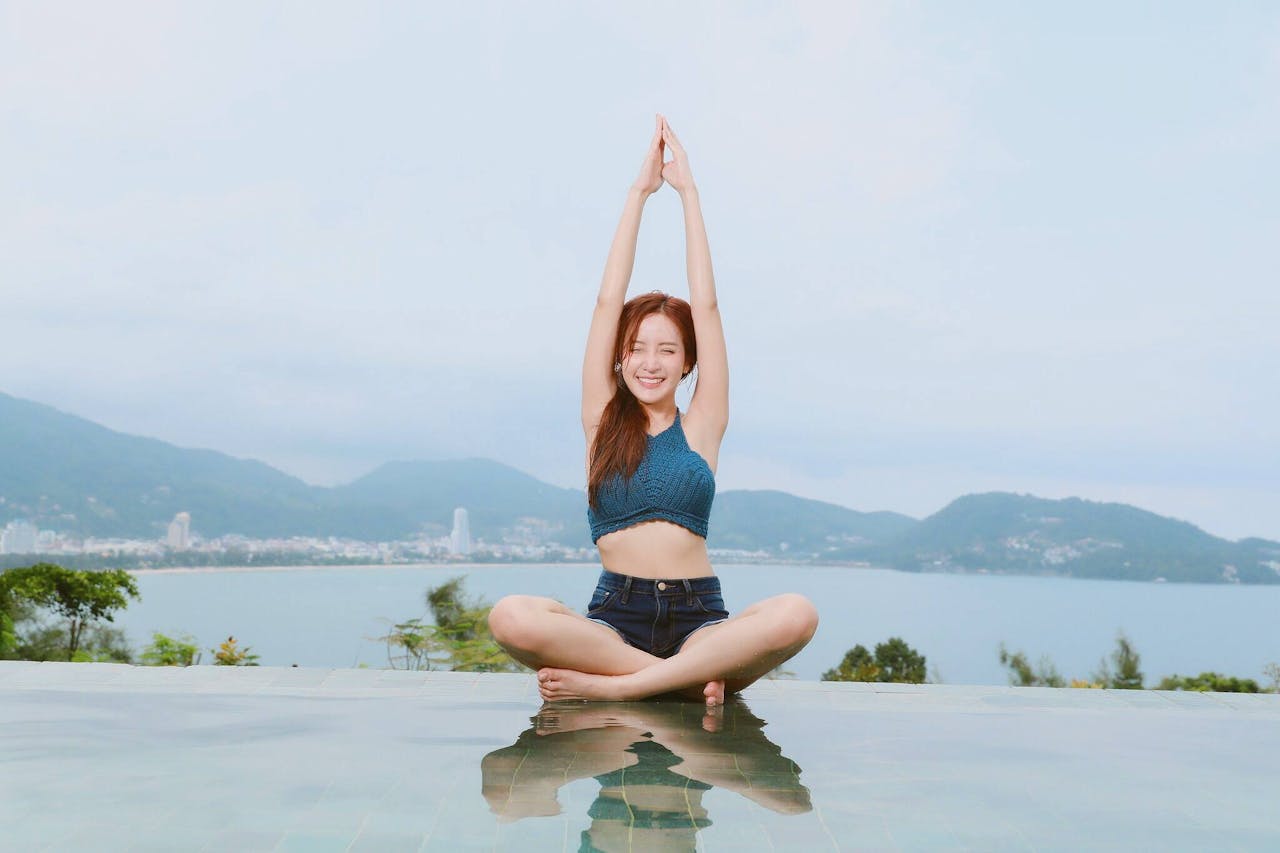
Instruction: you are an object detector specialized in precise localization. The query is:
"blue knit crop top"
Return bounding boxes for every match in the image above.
[587,409,716,544]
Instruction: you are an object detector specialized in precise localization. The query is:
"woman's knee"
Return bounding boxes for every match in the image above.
[487,595,537,647]
[487,595,557,652]
[765,593,819,649]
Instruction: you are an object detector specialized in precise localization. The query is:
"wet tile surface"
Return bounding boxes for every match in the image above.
[2,662,1278,851]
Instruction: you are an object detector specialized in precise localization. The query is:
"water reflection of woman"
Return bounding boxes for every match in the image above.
[487,115,819,705]
[481,701,811,851]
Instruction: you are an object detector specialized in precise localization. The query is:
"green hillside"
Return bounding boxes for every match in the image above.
[0,391,911,550]
[3,391,1278,584]
[335,458,590,545]
[709,489,916,553]
[838,492,1280,584]
[0,392,358,538]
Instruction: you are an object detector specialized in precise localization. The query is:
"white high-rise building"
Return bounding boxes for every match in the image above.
[449,507,472,555]
[165,512,191,550]
[1,520,38,555]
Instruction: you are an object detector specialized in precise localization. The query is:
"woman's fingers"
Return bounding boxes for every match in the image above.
[661,118,683,149]
[651,116,665,155]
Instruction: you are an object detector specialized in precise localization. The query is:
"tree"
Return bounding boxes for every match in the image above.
[0,584,21,659]
[141,632,202,666]
[1093,631,1143,690]
[1263,662,1280,693]
[823,638,926,684]
[381,576,519,672]
[71,625,133,663]
[15,622,134,663]
[1156,672,1261,693]
[822,645,879,682]
[998,644,1066,688]
[212,636,259,666]
[874,637,927,684]
[0,564,139,660]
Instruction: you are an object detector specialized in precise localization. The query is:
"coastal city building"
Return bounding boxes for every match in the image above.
[165,512,191,550]
[449,507,472,556]
[0,520,39,555]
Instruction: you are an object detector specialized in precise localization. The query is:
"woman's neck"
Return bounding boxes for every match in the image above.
[640,401,678,435]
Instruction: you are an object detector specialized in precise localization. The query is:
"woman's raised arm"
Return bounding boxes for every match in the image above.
[582,116,665,437]
[661,118,728,444]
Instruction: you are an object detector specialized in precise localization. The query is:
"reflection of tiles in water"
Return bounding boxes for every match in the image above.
[3,662,1279,851]
[482,700,811,850]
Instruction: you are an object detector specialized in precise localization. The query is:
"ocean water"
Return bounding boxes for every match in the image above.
[113,563,1280,686]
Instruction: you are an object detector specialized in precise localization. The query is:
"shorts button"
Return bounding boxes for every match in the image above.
[657,582,667,591]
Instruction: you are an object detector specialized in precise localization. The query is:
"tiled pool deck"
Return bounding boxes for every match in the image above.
[2,662,1278,852]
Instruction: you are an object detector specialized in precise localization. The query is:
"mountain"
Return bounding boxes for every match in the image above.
[3,391,1278,584]
[334,458,589,544]
[0,391,909,549]
[0,392,357,538]
[834,492,1280,584]
[709,490,916,553]
[0,392,585,541]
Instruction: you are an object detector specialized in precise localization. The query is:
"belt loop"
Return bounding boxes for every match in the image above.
[682,578,694,606]
[621,575,633,605]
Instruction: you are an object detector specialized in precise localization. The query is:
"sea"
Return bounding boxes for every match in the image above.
[114,563,1280,686]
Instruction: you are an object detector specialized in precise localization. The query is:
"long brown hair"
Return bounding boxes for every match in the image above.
[588,292,697,508]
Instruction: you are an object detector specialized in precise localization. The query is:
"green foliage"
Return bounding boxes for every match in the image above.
[15,622,133,663]
[822,645,879,682]
[212,636,259,666]
[874,637,927,683]
[1264,662,1280,693]
[69,625,134,663]
[998,644,1066,687]
[141,632,201,666]
[0,563,140,660]
[381,576,520,672]
[1156,672,1261,693]
[0,586,19,659]
[1093,631,1144,689]
[999,635,1274,693]
[822,637,926,684]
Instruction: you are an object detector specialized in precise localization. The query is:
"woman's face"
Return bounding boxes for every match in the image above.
[621,313,690,406]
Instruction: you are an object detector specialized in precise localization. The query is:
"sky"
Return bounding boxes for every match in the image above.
[2,2,1277,541]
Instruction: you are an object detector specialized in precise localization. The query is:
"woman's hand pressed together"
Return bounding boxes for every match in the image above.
[631,114,666,197]
[659,116,697,197]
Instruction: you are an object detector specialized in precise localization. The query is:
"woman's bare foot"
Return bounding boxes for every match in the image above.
[537,671,726,705]
[671,678,728,704]
[701,702,724,733]
[534,705,628,736]
[538,667,623,701]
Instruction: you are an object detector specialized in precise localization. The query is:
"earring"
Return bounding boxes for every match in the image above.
[614,362,622,373]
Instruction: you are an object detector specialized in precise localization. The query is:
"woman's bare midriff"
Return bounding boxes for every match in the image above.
[595,520,714,579]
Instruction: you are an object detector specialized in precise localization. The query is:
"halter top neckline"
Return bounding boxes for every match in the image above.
[646,409,681,440]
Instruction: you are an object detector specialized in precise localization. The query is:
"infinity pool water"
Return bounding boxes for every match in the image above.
[2,662,1277,851]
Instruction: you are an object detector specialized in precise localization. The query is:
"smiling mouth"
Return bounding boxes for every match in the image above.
[637,377,664,388]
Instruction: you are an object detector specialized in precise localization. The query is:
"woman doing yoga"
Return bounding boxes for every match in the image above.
[488,115,818,705]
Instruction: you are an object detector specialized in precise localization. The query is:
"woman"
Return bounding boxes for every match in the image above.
[488,115,818,705]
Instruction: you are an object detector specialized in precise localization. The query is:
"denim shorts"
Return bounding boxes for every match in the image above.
[585,570,730,659]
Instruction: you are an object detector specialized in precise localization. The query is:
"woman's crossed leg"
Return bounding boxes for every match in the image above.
[499,593,819,705]
[488,594,732,703]
[487,594,660,676]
